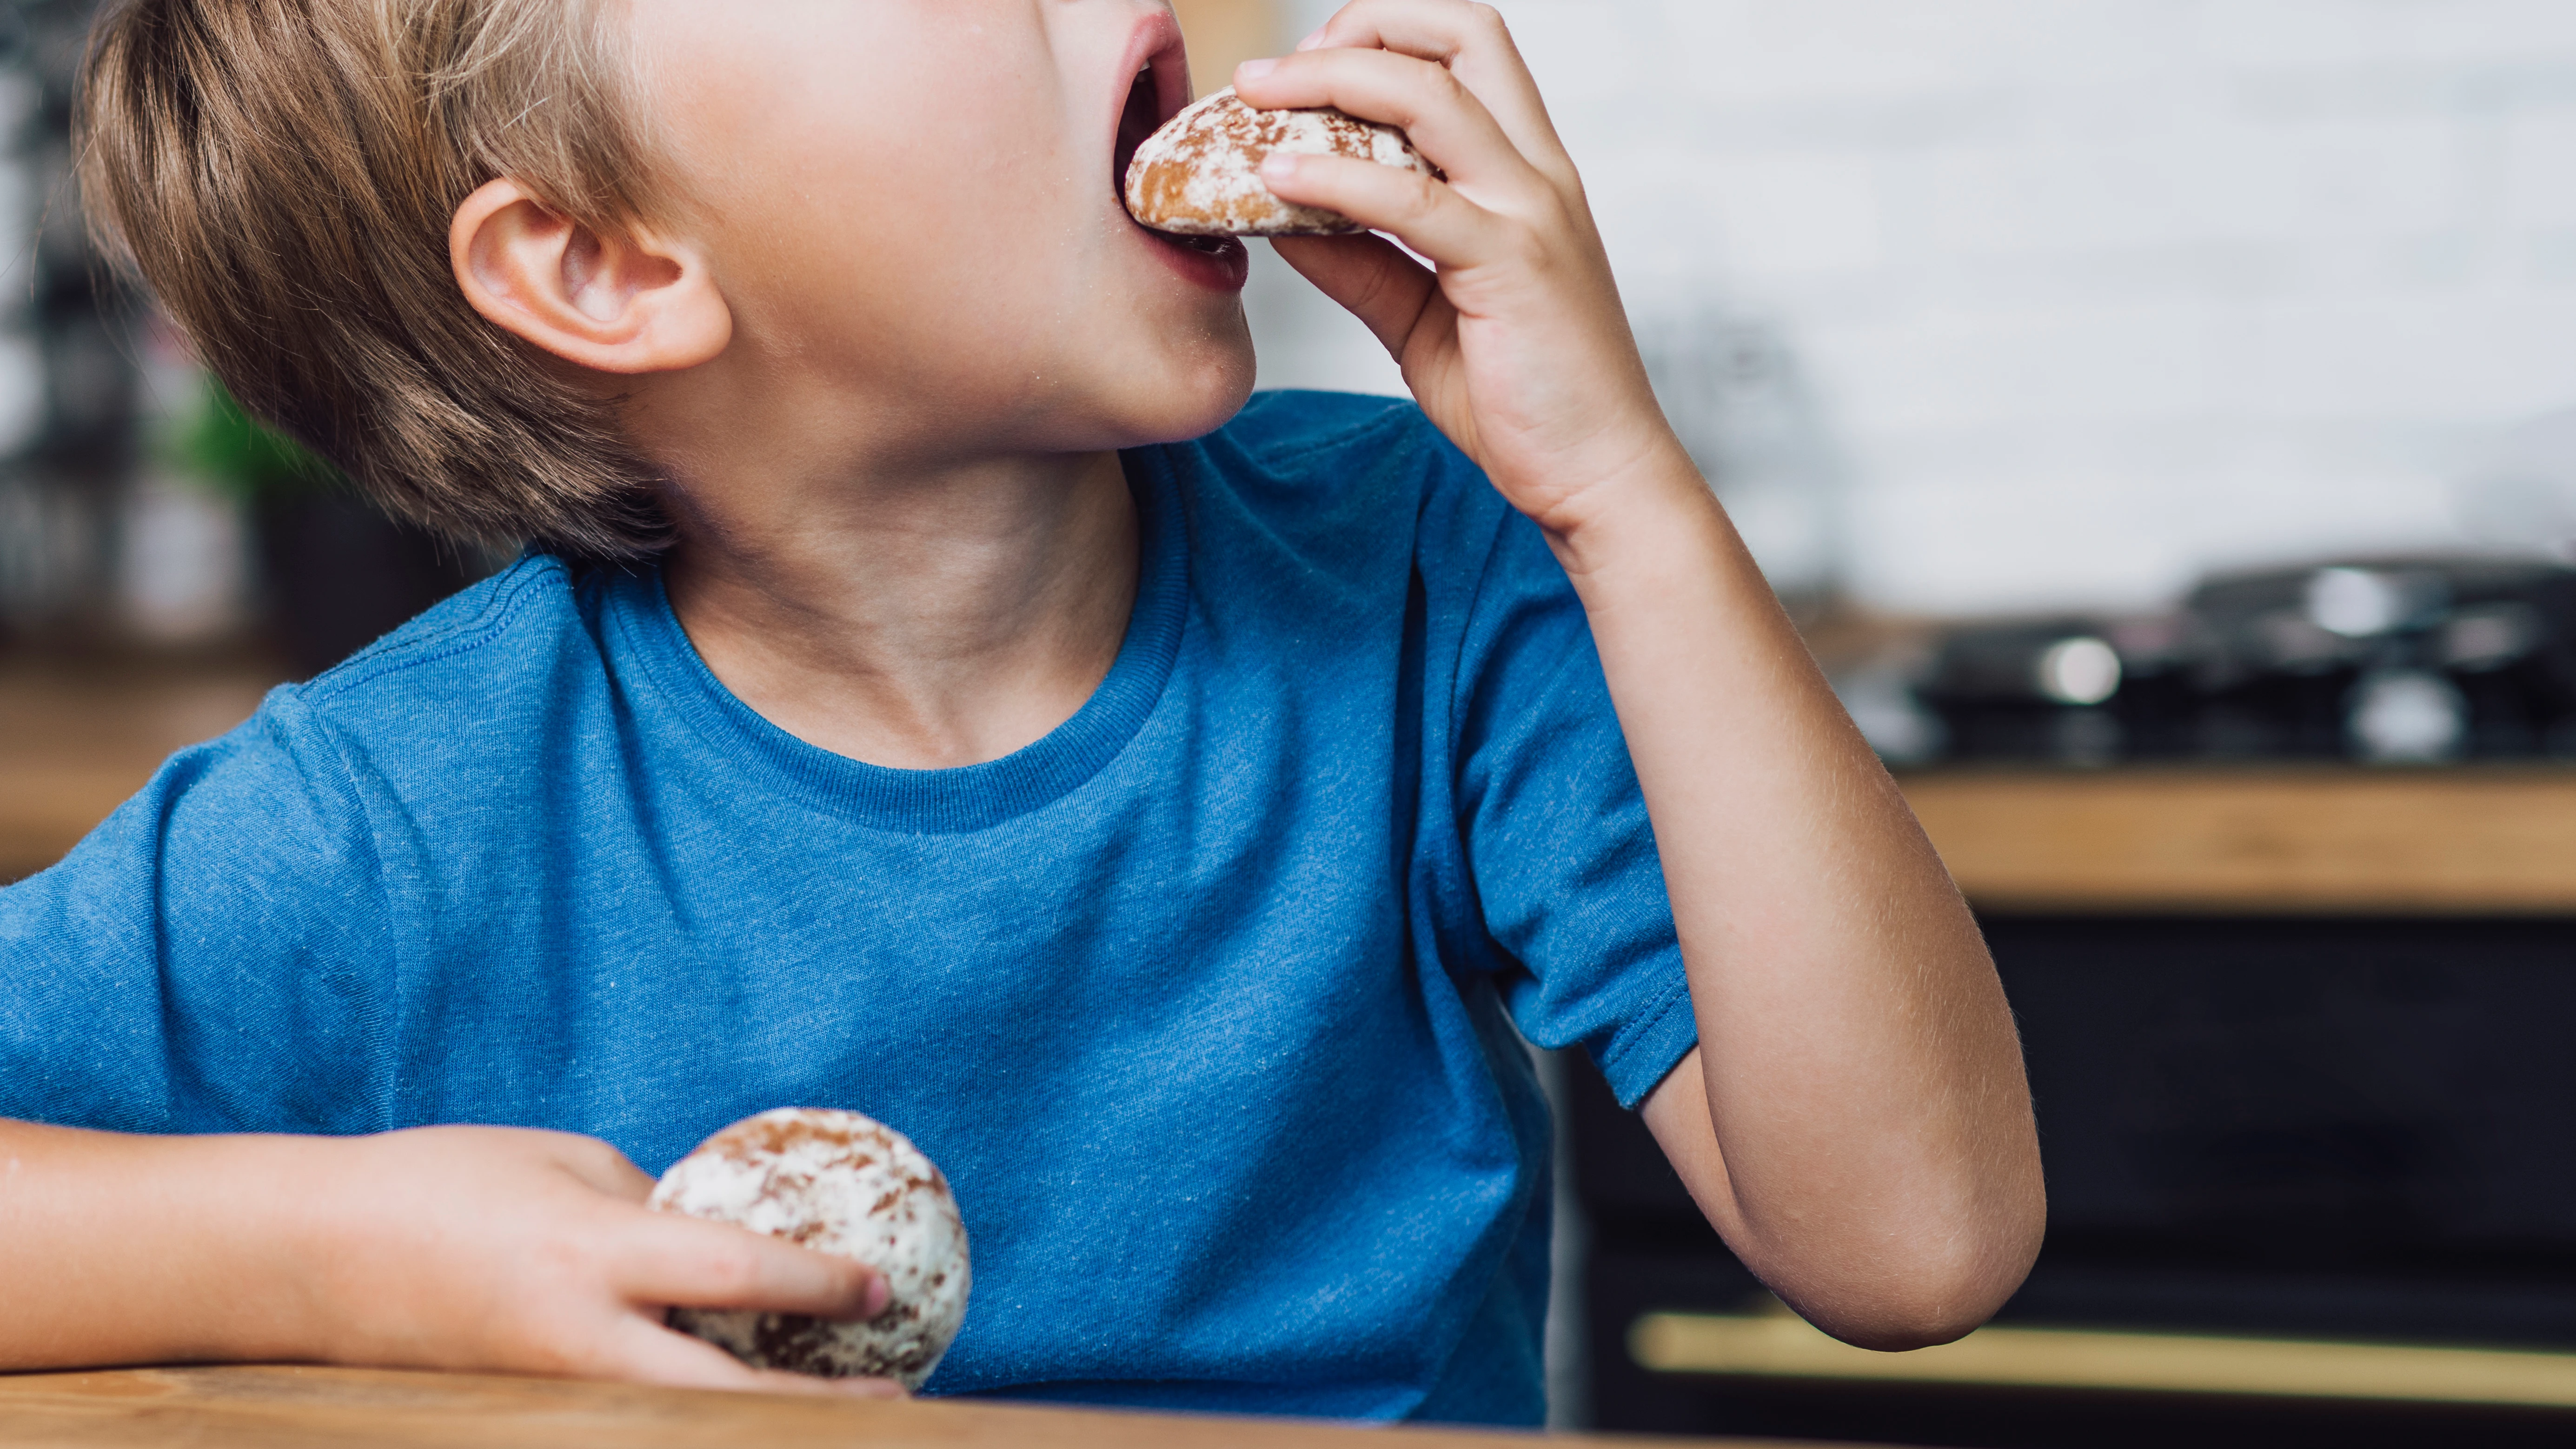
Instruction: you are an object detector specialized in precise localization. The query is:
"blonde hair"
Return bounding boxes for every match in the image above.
[77,0,671,558]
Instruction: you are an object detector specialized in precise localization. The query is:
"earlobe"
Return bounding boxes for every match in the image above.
[448,178,731,376]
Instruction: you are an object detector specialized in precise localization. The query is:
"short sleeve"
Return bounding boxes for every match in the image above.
[0,694,398,1135]
[1451,511,1698,1109]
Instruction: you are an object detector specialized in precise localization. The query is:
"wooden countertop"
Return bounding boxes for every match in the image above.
[1904,766,2576,914]
[10,653,2576,912]
[0,1364,1764,1448]
[0,654,276,885]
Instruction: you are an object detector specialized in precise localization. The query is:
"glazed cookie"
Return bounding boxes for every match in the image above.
[1123,86,1436,236]
[649,1108,969,1389]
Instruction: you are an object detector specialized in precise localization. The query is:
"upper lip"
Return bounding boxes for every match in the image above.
[1112,12,1194,213]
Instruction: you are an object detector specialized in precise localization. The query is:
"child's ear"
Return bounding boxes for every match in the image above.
[449,179,731,375]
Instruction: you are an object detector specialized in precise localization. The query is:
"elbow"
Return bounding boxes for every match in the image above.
[1795,1199,2048,1353]
[1806,1267,2026,1353]
[1824,1286,2010,1353]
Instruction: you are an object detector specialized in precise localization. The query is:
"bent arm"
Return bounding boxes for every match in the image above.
[1571,467,2045,1349]
[1231,0,2040,1346]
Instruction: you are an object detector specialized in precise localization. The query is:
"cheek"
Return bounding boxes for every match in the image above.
[881,136,1085,253]
[708,115,1088,353]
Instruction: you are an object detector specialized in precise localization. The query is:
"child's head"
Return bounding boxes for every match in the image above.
[79,0,1255,558]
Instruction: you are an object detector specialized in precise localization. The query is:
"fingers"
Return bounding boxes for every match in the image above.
[1258,150,1506,273]
[1296,0,1571,182]
[1237,46,1541,207]
[1235,0,1600,286]
[593,1313,785,1391]
[611,1214,889,1322]
[1268,234,1442,361]
[592,1313,906,1399]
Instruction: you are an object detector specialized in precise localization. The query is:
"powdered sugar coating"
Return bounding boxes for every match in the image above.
[1123,87,1435,236]
[648,1108,969,1389]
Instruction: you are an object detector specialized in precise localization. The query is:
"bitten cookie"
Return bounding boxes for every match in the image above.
[649,1108,970,1389]
[1123,86,1436,236]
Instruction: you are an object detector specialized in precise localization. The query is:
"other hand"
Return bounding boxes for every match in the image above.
[286,1126,900,1396]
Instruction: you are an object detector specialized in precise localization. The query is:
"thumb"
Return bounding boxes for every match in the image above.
[1269,233,1441,360]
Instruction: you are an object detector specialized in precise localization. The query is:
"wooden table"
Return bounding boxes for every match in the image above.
[0,1364,1786,1448]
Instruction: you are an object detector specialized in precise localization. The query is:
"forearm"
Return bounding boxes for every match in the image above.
[0,1120,325,1370]
[1554,451,2044,1344]
[0,1116,892,1388]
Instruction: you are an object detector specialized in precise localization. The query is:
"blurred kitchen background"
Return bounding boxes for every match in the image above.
[13,0,2576,1444]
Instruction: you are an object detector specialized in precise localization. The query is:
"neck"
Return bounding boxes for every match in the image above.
[659,448,1140,770]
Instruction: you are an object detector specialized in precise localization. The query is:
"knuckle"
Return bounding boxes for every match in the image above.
[1505,222,1552,272]
[1399,173,1446,224]
[532,1227,610,1287]
[1467,4,1523,60]
[700,1239,768,1300]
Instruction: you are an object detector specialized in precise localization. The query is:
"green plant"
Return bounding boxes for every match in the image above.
[171,383,339,501]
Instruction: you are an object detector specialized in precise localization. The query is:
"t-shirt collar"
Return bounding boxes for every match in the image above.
[603,448,1188,833]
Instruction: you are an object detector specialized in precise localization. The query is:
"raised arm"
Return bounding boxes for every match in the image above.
[1239,0,2044,1347]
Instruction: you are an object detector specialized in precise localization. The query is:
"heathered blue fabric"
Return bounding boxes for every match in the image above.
[0,391,1696,1424]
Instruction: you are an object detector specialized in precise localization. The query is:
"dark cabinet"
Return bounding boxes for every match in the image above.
[1571,771,2576,1447]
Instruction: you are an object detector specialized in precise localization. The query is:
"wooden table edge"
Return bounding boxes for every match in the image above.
[0,1363,1818,1448]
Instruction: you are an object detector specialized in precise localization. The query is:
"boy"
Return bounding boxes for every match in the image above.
[0,0,2043,1425]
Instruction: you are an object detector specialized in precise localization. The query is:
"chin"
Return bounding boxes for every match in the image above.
[1167,335,1261,440]
[1091,321,1261,448]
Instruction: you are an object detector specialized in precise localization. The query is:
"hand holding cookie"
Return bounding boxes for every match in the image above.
[1231,0,1698,553]
[285,1126,905,1395]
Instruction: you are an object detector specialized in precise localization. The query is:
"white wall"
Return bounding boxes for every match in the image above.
[1248,0,2576,615]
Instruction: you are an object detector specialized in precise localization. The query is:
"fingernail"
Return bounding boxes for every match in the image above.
[1295,27,1328,50]
[861,1272,891,1319]
[1261,153,1300,182]
[1236,56,1277,82]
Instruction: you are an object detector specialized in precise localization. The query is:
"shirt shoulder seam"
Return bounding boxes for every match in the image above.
[296,558,564,707]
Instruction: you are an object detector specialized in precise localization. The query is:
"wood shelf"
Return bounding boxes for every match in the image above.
[1632,1302,2576,1408]
[1902,767,2576,915]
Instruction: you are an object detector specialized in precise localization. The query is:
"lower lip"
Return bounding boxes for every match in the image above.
[1141,228,1251,293]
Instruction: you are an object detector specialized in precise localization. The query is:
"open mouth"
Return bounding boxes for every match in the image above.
[1114,56,1235,257]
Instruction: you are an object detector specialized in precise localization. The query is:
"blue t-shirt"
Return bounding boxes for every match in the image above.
[0,392,1694,1424]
